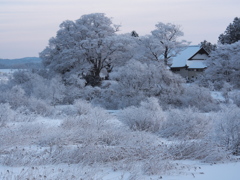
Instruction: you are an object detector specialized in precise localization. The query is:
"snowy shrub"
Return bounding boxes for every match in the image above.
[73,102,112,132]
[178,84,219,112]
[0,103,15,127]
[229,89,240,107]
[160,107,211,140]
[92,86,147,109]
[220,82,233,103]
[6,85,28,109]
[10,70,32,86]
[143,158,176,176]
[31,75,66,106]
[167,140,227,163]
[27,97,54,116]
[118,97,166,133]
[61,100,115,145]
[108,59,185,109]
[213,105,240,155]
[73,99,94,115]
[0,84,10,104]
[9,70,66,106]
[5,86,54,116]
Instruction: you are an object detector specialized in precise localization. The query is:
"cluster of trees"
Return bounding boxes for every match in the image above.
[0,14,239,110]
[1,14,240,179]
[40,13,189,87]
[198,17,240,90]
[218,17,240,44]
[39,14,240,94]
[2,14,240,110]
[37,13,219,110]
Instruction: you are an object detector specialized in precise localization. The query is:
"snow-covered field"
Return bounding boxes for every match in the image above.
[0,71,240,179]
[1,161,240,180]
[0,104,240,180]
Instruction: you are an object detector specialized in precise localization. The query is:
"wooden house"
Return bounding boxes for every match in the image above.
[170,45,209,81]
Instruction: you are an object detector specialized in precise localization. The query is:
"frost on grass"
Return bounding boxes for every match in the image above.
[0,99,184,178]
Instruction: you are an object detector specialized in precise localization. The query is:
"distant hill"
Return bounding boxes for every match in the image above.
[0,57,42,69]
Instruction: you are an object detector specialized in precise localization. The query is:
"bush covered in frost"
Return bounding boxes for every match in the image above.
[167,140,227,163]
[213,105,240,155]
[0,103,15,127]
[178,84,219,112]
[160,107,211,140]
[229,90,240,107]
[118,97,166,133]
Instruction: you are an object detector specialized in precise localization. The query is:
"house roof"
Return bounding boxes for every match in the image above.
[170,45,208,69]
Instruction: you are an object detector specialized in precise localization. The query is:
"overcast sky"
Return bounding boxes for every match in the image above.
[1,0,240,59]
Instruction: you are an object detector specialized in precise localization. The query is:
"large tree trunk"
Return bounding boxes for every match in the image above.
[84,64,102,87]
[164,47,169,66]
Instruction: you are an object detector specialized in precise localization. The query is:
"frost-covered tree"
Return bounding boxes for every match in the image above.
[202,41,240,89]
[108,60,185,108]
[218,17,240,44]
[139,35,164,62]
[151,22,190,65]
[40,13,133,86]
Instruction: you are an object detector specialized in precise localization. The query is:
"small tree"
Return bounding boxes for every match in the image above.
[151,22,190,65]
[218,17,240,44]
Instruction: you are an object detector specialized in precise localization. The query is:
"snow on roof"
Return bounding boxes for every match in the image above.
[170,45,201,68]
[187,60,207,69]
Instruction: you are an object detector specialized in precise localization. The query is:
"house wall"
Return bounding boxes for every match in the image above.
[173,68,205,81]
[191,54,208,60]
[188,70,202,80]
[170,47,209,81]
[172,68,188,79]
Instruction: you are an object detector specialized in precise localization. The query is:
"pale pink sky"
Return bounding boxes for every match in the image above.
[1,0,240,59]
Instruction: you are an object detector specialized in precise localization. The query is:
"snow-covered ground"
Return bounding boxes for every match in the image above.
[1,104,240,179]
[164,161,240,180]
[0,160,240,179]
